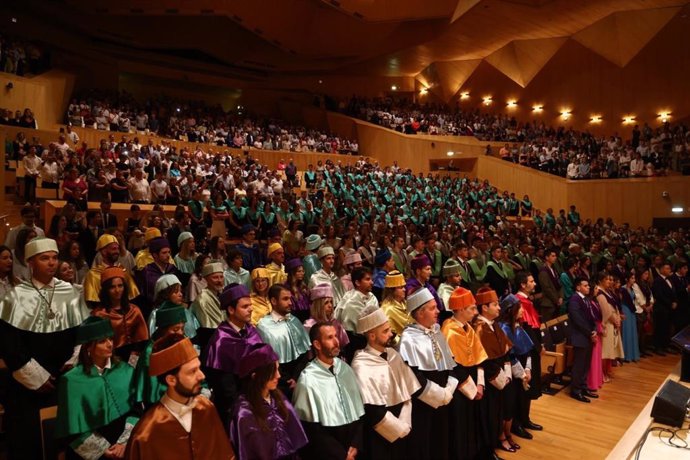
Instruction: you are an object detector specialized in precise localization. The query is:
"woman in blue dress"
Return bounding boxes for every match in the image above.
[619,270,640,362]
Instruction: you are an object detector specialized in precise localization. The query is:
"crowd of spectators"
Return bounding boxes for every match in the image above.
[0,33,50,76]
[341,96,690,179]
[66,90,359,154]
[0,107,37,128]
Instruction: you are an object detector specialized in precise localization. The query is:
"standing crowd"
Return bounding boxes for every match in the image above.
[0,142,688,460]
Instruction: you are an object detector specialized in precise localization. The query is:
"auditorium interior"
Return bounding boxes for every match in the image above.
[1,0,690,459]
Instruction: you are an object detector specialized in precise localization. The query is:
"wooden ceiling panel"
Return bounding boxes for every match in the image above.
[573,7,682,67]
[486,37,566,87]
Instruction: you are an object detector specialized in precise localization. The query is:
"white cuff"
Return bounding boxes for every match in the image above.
[417,381,446,409]
[373,411,410,443]
[477,367,485,387]
[65,345,81,367]
[458,376,478,400]
[12,359,51,390]
[116,422,135,445]
[443,376,459,404]
[526,356,532,371]
[72,433,111,460]
[490,369,510,390]
[511,361,526,379]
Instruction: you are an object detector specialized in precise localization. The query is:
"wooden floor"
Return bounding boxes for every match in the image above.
[512,354,680,460]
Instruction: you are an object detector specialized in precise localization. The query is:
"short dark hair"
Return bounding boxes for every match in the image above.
[515,271,532,290]
[268,283,290,301]
[309,321,334,347]
[573,277,588,288]
[351,266,372,284]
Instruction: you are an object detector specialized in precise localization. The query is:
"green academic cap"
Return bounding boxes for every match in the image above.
[77,316,114,344]
[155,301,187,330]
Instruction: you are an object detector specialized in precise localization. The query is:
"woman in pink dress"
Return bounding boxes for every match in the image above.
[587,278,605,390]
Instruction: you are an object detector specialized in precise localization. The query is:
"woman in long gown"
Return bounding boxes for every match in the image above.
[594,271,624,382]
[620,271,640,362]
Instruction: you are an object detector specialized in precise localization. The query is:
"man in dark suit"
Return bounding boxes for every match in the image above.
[670,262,690,333]
[538,248,563,321]
[567,277,599,403]
[651,262,678,355]
[78,210,102,266]
[99,199,118,231]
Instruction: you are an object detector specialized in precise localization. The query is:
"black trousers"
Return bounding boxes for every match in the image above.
[653,307,671,350]
[571,344,592,394]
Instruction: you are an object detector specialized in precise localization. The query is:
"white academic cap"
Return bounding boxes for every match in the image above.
[406,288,434,314]
[24,237,59,261]
[356,305,388,334]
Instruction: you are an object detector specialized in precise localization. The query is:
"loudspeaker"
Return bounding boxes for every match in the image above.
[651,380,690,427]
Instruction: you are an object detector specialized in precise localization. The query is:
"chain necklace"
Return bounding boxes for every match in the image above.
[32,280,56,320]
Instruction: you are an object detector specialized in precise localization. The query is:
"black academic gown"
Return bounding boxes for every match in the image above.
[449,365,483,460]
[0,322,78,460]
[362,402,407,460]
[409,368,451,460]
[301,420,363,460]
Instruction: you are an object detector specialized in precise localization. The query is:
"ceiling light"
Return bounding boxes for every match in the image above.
[590,115,602,124]
[506,100,517,108]
[460,92,470,100]
[482,96,492,106]
[420,88,428,94]
[447,151,455,157]
[622,115,636,125]
[672,206,684,213]
[658,111,671,123]
[560,110,571,121]
[391,85,398,91]
[532,104,543,113]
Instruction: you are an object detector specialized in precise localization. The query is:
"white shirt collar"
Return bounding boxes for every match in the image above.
[161,394,196,433]
[95,358,112,375]
[517,291,529,299]
[31,278,56,290]
[270,310,287,322]
[478,314,494,330]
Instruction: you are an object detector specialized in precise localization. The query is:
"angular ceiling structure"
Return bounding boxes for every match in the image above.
[485,37,567,87]
[572,7,682,67]
[3,0,688,101]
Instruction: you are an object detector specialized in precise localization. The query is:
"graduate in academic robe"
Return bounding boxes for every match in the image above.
[304,283,350,351]
[83,234,140,308]
[441,287,489,460]
[265,243,288,287]
[257,284,311,398]
[473,288,513,458]
[485,245,511,298]
[230,343,308,460]
[498,294,536,449]
[302,234,323,283]
[132,302,189,409]
[341,252,364,292]
[437,259,463,323]
[514,271,545,431]
[0,237,89,460]
[204,283,265,425]
[190,262,226,348]
[125,334,235,460]
[372,249,395,301]
[398,288,459,460]
[351,305,421,460]
[292,322,365,460]
[250,267,273,324]
[92,266,149,362]
[149,274,199,342]
[405,255,444,313]
[334,266,379,360]
[308,246,346,307]
[380,271,412,342]
[56,317,138,459]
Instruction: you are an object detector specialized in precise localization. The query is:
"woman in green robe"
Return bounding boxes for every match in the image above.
[56,316,138,459]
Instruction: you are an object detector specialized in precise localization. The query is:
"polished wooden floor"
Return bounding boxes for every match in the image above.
[512,353,680,460]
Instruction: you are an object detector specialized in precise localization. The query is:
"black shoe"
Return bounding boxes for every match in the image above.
[511,426,533,439]
[584,390,599,399]
[570,392,591,403]
[492,453,505,460]
[497,441,516,453]
[524,421,543,431]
